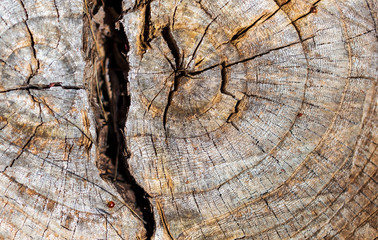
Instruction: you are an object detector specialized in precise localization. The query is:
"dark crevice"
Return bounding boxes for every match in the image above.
[0,83,84,93]
[261,7,281,26]
[226,95,244,131]
[207,35,313,72]
[226,98,243,123]
[220,61,235,99]
[140,1,152,52]
[194,57,205,67]
[271,0,291,8]
[226,38,309,68]
[188,38,307,76]
[60,85,85,90]
[230,13,266,42]
[163,53,176,71]
[0,118,8,131]
[162,83,175,133]
[195,0,214,19]
[292,0,322,24]
[86,0,155,238]
[161,25,186,134]
[171,0,182,29]
[189,62,221,76]
[188,39,307,77]
[162,25,182,68]
[147,72,174,111]
[19,0,40,84]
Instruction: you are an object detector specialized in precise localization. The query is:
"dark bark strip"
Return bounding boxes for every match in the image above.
[85,0,155,238]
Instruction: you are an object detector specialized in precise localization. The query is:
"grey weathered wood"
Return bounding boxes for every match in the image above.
[0,0,145,239]
[123,0,377,239]
[0,0,376,239]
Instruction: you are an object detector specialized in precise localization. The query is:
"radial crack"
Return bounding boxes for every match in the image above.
[186,16,218,68]
[161,25,185,134]
[139,1,152,52]
[226,36,314,68]
[8,123,43,168]
[292,0,322,24]
[19,0,40,84]
[226,98,243,123]
[188,38,310,77]
[172,0,183,29]
[220,61,236,98]
[230,13,266,42]
[162,84,175,133]
[162,25,182,68]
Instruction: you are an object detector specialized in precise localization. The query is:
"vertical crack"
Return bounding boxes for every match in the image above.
[162,83,176,134]
[226,99,243,126]
[138,0,152,54]
[85,0,155,238]
[53,0,60,19]
[220,61,242,130]
[19,0,40,84]
[172,0,183,30]
[161,25,184,134]
[161,25,182,69]
[220,61,235,98]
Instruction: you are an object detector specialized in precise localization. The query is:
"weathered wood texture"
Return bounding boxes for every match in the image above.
[123,0,377,239]
[0,0,145,239]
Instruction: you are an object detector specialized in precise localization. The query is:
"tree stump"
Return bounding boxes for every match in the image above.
[0,0,376,239]
[123,0,377,239]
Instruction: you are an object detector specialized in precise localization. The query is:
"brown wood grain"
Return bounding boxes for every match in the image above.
[123,0,377,239]
[0,0,376,239]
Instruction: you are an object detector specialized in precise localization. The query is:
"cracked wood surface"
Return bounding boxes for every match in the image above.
[0,0,146,239]
[123,0,377,239]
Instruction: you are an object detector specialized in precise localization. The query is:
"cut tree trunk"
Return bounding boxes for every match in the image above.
[122,0,377,239]
[0,0,376,239]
